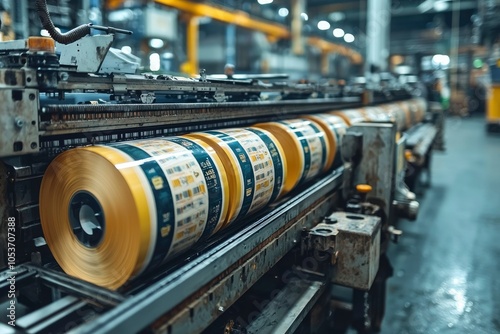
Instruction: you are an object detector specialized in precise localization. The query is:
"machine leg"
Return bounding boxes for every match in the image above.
[352,254,393,333]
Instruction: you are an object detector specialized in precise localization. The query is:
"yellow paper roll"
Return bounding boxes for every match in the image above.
[303,113,348,170]
[254,119,330,193]
[363,106,393,122]
[187,128,287,225]
[411,98,427,123]
[39,137,229,289]
[396,101,413,129]
[331,109,369,126]
[378,103,406,131]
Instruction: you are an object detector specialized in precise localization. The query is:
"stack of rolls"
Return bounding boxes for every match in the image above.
[39,98,427,289]
[40,137,231,289]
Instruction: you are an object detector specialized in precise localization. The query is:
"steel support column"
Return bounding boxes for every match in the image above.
[366,0,391,77]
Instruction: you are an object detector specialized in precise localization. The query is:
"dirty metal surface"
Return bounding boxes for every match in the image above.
[245,279,326,334]
[75,170,344,334]
[0,89,40,158]
[39,99,359,135]
[310,212,381,290]
[155,194,336,334]
[348,123,397,217]
[56,35,113,73]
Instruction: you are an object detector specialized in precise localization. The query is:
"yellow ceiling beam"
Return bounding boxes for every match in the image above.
[105,0,126,10]
[106,0,363,64]
[307,36,363,64]
[155,0,290,39]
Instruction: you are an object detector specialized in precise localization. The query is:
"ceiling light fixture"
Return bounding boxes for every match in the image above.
[344,33,355,43]
[278,8,289,17]
[317,20,331,30]
[333,28,345,38]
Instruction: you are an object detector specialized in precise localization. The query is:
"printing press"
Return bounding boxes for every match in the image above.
[0,3,443,333]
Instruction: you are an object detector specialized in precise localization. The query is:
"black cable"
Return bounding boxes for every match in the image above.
[35,0,90,44]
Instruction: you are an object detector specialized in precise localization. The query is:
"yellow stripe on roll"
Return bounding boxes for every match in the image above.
[253,122,303,193]
[302,114,347,171]
[254,118,330,192]
[184,132,244,227]
[188,128,287,225]
[331,109,369,126]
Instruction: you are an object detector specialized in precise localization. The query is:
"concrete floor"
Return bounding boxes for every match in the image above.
[381,116,500,334]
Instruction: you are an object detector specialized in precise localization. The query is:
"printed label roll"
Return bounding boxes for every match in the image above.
[378,103,406,131]
[396,101,413,129]
[254,119,330,193]
[363,106,393,122]
[411,98,427,123]
[187,128,286,225]
[39,137,229,289]
[303,113,348,170]
[331,109,369,126]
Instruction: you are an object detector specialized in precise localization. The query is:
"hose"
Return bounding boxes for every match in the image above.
[36,0,90,44]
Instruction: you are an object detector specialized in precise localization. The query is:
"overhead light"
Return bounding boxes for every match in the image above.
[328,12,345,22]
[432,54,450,66]
[418,0,433,13]
[301,12,308,21]
[149,53,161,71]
[278,8,289,17]
[317,20,331,30]
[162,52,174,59]
[333,28,345,38]
[108,9,134,22]
[149,38,164,49]
[257,0,273,4]
[121,46,132,54]
[433,0,449,12]
[344,33,355,43]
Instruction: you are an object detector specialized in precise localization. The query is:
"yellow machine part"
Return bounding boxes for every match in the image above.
[487,85,500,123]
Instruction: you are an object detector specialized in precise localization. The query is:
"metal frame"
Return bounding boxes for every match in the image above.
[73,170,343,334]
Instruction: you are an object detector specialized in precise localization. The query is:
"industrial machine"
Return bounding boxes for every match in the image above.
[0,2,441,333]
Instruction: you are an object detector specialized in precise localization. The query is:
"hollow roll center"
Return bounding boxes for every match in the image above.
[68,191,105,248]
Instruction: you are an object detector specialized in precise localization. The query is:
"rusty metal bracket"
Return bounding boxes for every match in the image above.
[308,212,381,291]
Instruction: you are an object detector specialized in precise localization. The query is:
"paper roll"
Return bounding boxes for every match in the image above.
[187,128,286,225]
[331,109,369,126]
[378,103,406,131]
[363,106,393,122]
[303,113,348,170]
[254,119,330,193]
[39,137,229,289]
